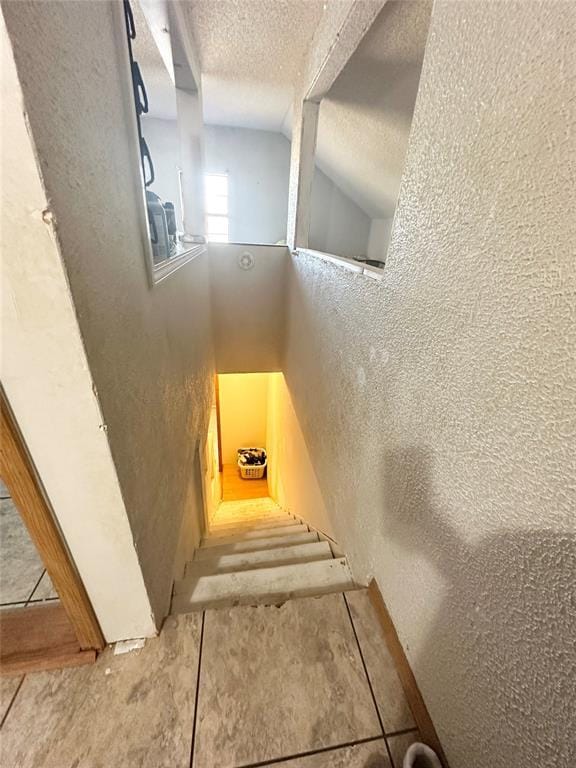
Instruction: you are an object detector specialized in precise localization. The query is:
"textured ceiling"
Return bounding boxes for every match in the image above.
[183,0,325,130]
[315,0,433,219]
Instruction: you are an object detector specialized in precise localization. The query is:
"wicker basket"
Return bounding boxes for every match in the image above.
[238,459,267,479]
[237,448,267,479]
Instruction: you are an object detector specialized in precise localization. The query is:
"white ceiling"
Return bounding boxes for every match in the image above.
[315,1,433,219]
[183,0,325,130]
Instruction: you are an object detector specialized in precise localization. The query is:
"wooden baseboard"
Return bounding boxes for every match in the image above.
[368,579,449,767]
[0,603,97,677]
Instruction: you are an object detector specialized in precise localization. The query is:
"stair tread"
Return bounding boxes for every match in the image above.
[194,531,320,560]
[182,541,333,579]
[201,523,309,548]
[171,558,355,613]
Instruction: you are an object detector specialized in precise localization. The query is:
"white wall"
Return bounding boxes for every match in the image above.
[284,3,576,767]
[266,374,334,538]
[204,125,291,244]
[141,116,183,230]
[310,166,371,259]
[219,374,269,464]
[210,243,288,374]
[367,218,393,263]
[1,13,155,642]
[204,124,370,254]
[3,1,215,627]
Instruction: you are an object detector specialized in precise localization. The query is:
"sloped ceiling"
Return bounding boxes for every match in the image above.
[184,0,325,130]
[314,1,433,219]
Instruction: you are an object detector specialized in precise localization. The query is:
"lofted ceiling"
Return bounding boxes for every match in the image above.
[183,0,325,130]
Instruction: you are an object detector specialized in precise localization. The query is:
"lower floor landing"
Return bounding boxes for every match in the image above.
[221,462,268,501]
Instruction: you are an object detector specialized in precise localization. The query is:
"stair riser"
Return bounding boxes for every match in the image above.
[208,517,299,536]
[194,531,320,560]
[172,559,355,613]
[201,524,309,548]
[182,541,333,579]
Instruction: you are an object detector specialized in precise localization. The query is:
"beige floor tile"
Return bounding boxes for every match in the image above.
[272,739,391,767]
[0,613,201,768]
[0,499,45,604]
[0,676,22,724]
[345,590,415,733]
[386,730,420,768]
[194,594,382,768]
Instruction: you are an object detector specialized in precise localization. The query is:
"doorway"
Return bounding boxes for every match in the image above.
[216,373,271,502]
[0,390,104,675]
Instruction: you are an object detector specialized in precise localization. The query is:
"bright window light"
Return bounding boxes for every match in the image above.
[205,173,229,243]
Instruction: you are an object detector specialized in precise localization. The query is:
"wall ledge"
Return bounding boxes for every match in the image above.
[294,248,384,281]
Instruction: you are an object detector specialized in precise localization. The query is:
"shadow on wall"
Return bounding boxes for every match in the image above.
[377,446,575,768]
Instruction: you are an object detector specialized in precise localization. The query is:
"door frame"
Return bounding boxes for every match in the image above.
[0,388,104,651]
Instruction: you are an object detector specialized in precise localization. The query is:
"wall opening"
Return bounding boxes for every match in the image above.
[310,0,432,269]
[217,373,270,502]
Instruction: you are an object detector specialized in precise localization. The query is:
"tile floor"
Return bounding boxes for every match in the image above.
[0,590,421,767]
[0,480,58,611]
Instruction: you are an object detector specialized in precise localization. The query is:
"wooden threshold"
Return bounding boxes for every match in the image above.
[368,579,449,768]
[0,389,105,651]
[0,603,97,677]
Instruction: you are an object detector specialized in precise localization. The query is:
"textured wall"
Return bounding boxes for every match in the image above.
[210,243,288,373]
[3,0,215,624]
[283,3,576,767]
[1,13,155,642]
[266,374,335,539]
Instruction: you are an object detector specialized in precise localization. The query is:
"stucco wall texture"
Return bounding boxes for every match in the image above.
[284,3,576,767]
[3,1,215,625]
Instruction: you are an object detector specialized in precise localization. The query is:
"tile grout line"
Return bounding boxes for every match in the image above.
[342,592,397,767]
[387,726,420,739]
[0,675,25,730]
[24,569,46,606]
[189,610,206,768]
[234,735,386,768]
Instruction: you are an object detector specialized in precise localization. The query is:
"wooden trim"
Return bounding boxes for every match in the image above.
[214,375,223,473]
[368,579,449,767]
[0,390,105,651]
[0,603,96,676]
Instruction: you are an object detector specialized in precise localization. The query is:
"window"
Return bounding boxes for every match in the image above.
[205,173,229,243]
[122,0,206,286]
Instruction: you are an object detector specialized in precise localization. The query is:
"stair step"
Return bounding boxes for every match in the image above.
[194,531,320,560]
[171,558,355,613]
[200,524,309,548]
[183,541,333,579]
[213,508,288,523]
[207,516,299,536]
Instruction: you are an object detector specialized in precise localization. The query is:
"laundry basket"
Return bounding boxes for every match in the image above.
[237,448,267,479]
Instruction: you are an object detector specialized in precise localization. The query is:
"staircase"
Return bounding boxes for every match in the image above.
[171,498,356,613]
